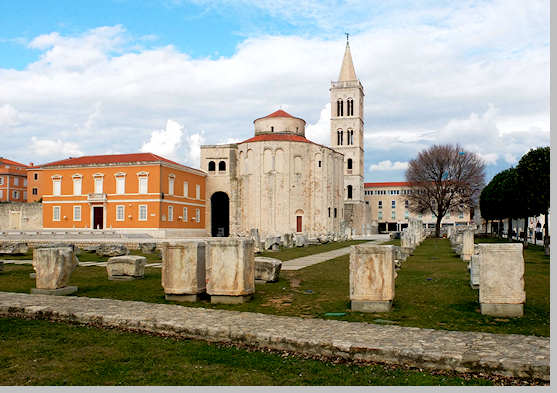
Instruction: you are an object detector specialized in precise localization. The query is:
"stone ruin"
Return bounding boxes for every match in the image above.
[350,244,396,312]
[254,257,282,283]
[31,246,78,296]
[106,255,146,280]
[478,243,525,317]
[161,241,206,302]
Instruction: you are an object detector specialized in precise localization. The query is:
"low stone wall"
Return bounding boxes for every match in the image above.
[0,202,42,230]
[0,292,549,381]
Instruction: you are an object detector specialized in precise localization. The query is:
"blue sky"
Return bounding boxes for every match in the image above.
[0,0,550,182]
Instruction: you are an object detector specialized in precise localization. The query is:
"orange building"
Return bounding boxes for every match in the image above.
[35,153,207,235]
[27,164,42,202]
[0,157,29,202]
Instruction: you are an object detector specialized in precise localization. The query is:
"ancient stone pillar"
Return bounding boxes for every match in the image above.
[31,246,78,295]
[161,241,206,302]
[461,230,475,261]
[469,253,480,289]
[350,244,395,312]
[479,243,525,317]
[206,238,254,304]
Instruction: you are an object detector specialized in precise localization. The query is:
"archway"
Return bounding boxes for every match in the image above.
[211,192,229,237]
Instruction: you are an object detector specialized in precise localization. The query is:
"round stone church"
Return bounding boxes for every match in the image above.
[201,109,344,239]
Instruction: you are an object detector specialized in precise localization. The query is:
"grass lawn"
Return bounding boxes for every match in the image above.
[0,238,548,336]
[0,317,494,386]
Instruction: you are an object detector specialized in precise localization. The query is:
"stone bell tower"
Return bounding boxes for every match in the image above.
[330,39,373,236]
[330,39,365,203]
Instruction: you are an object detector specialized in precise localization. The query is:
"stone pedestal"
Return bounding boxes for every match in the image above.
[461,230,474,261]
[254,257,282,282]
[161,241,206,302]
[469,254,480,289]
[32,247,78,295]
[350,245,395,313]
[106,255,146,280]
[479,243,525,317]
[206,239,254,304]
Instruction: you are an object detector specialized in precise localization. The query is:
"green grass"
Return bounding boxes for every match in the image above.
[0,238,548,336]
[0,317,494,386]
[259,240,370,261]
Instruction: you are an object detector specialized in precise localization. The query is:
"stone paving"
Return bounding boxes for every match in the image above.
[0,291,548,381]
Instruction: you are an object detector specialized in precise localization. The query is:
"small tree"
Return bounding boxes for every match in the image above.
[517,146,550,254]
[406,144,485,237]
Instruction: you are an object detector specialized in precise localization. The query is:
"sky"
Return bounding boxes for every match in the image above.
[0,0,550,182]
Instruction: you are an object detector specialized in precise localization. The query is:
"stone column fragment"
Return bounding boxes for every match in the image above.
[479,243,525,317]
[469,254,480,289]
[206,239,254,304]
[106,255,146,280]
[31,247,78,295]
[461,230,474,262]
[161,241,206,302]
[350,244,395,312]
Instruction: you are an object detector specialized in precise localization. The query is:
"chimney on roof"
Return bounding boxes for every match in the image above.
[30,162,34,166]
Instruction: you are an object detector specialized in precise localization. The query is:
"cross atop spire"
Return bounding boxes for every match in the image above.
[338,37,357,81]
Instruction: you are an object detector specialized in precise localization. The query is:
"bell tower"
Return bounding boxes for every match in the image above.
[330,39,365,203]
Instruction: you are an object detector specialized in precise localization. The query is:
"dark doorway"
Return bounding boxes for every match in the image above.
[387,222,397,232]
[93,206,103,229]
[211,192,229,237]
[296,216,302,232]
[378,222,387,233]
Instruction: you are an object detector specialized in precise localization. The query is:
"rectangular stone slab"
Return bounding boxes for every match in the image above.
[33,247,78,290]
[206,239,254,296]
[479,243,525,314]
[106,255,146,278]
[350,245,395,308]
[161,241,206,295]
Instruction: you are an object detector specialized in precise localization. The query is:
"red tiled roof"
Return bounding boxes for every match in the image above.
[364,181,409,188]
[263,109,295,119]
[239,134,312,144]
[0,157,29,168]
[40,152,191,170]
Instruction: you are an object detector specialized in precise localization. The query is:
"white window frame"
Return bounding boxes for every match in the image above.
[52,177,62,196]
[195,208,200,223]
[183,207,188,222]
[0,190,3,199]
[115,174,126,195]
[0,176,4,185]
[196,184,201,199]
[93,174,104,194]
[14,177,18,186]
[116,205,125,221]
[183,181,189,197]
[13,190,19,199]
[391,210,396,220]
[23,178,27,186]
[73,176,82,195]
[23,191,27,200]
[168,205,173,222]
[73,205,81,221]
[53,206,61,221]
[138,176,148,194]
[378,211,383,220]
[168,175,175,195]
[139,205,147,221]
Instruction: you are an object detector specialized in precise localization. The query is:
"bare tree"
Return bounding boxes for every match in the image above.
[405,144,486,237]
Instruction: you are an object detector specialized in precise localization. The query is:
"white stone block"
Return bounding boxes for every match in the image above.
[106,255,147,279]
[461,230,474,261]
[254,257,282,282]
[470,254,480,289]
[350,245,395,312]
[32,247,78,290]
[479,243,525,317]
[206,239,255,297]
[161,241,206,298]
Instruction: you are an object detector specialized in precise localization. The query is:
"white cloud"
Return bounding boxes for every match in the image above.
[369,160,408,172]
[140,119,204,167]
[141,119,184,159]
[305,103,330,145]
[30,137,83,158]
[0,104,19,127]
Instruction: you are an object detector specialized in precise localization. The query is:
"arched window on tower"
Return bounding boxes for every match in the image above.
[337,129,343,145]
[218,161,226,171]
[208,161,216,172]
[347,158,353,170]
[347,98,354,116]
[347,129,354,145]
[337,99,344,117]
[347,185,353,200]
